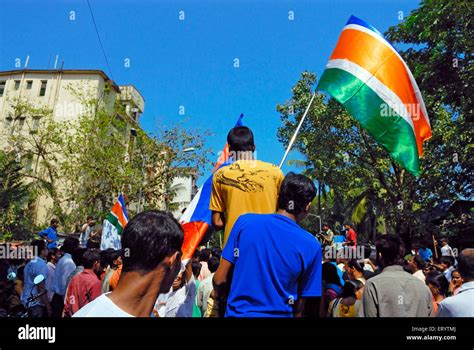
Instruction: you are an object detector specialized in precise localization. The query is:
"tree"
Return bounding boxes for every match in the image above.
[58,85,212,229]
[277,1,473,247]
[0,151,36,241]
[3,83,211,232]
[5,96,66,225]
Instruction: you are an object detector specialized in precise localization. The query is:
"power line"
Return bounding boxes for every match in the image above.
[86,0,114,79]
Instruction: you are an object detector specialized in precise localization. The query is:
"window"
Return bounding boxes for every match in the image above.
[0,81,5,97]
[4,116,13,129]
[26,80,33,89]
[31,116,40,133]
[17,117,25,130]
[39,80,47,96]
[14,80,20,90]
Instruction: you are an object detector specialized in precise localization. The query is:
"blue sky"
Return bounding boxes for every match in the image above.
[0,0,421,185]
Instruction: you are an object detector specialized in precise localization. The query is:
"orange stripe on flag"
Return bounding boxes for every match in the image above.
[111,202,127,228]
[181,222,209,261]
[330,28,431,156]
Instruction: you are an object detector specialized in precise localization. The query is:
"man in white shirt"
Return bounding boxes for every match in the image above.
[440,239,455,257]
[408,255,427,282]
[163,261,196,317]
[439,238,457,267]
[74,210,184,317]
[79,216,95,248]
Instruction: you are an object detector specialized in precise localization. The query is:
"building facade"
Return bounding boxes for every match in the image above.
[0,69,145,224]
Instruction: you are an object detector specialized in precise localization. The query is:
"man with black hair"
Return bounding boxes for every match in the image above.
[211,246,222,259]
[437,256,456,282]
[38,218,59,249]
[22,239,52,317]
[46,248,58,302]
[418,240,433,262]
[408,255,427,282]
[164,260,197,318]
[74,210,183,317]
[359,235,433,317]
[100,249,122,293]
[197,256,220,317]
[342,223,357,247]
[320,223,335,249]
[51,236,79,317]
[64,249,102,317]
[210,126,284,246]
[436,248,474,317]
[65,248,86,290]
[80,216,95,248]
[213,172,322,317]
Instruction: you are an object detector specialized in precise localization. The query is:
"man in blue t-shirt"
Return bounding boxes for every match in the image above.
[38,219,59,249]
[212,172,322,317]
[418,241,433,262]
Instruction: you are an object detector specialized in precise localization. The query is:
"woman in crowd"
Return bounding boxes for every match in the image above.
[328,279,364,317]
[425,270,449,315]
[448,269,463,296]
[320,262,343,317]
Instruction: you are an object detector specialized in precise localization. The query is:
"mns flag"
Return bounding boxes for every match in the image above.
[318,15,431,176]
[100,193,129,250]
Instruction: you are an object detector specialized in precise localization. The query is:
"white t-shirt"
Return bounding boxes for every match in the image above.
[441,245,454,257]
[413,269,426,282]
[163,275,196,317]
[72,293,134,317]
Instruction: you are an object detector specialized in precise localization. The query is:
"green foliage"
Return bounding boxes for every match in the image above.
[0,151,36,241]
[277,1,473,245]
[3,84,211,232]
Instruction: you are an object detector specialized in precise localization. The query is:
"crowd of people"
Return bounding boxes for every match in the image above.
[0,126,472,318]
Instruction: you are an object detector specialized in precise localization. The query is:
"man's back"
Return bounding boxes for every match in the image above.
[436,281,474,317]
[222,213,322,317]
[361,265,433,317]
[53,253,76,295]
[64,269,101,316]
[210,160,284,245]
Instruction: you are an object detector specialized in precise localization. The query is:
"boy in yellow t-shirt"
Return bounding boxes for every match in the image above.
[209,126,284,247]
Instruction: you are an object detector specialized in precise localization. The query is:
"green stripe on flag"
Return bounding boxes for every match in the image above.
[317,67,420,175]
[106,212,124,235]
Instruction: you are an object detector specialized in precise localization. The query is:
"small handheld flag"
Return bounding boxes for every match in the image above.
[100,193,129,250]
[317,15,432,175]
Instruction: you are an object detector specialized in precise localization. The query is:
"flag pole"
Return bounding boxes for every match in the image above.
[279,91,316,168]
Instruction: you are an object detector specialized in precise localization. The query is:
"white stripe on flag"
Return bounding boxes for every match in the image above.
[179,185,203,223]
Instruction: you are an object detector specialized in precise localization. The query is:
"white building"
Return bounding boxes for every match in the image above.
[0,69,145,223]
[170,170,199,219]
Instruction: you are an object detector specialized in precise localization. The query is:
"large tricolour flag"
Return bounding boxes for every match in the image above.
[100,193,129,250]
[179,114,244,261]
[317,15,431,176]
